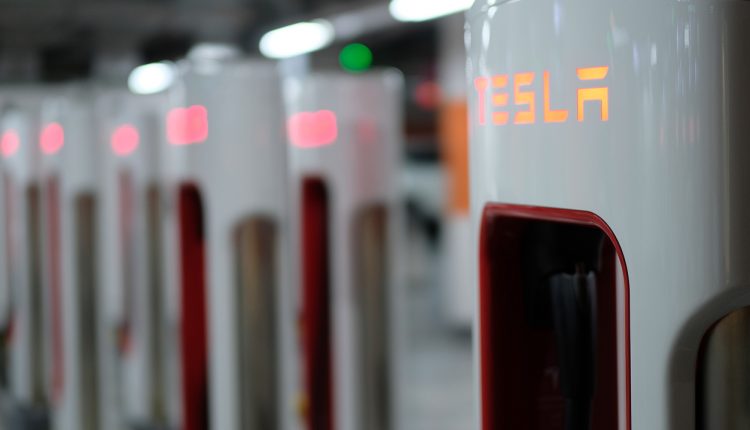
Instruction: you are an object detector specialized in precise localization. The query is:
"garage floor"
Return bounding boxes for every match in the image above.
[400,257,475,430]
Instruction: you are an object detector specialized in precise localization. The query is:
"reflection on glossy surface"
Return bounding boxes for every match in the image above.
[235,217,278,430]
[146,185,166,424]
[699,307,750,430]
[354,205,390,430]
[27,185,45,406]
[75,194,98,430]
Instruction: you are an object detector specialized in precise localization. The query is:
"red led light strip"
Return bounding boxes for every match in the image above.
[288,110,338,149]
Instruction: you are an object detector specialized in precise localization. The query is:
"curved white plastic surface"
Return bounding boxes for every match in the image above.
[468,1,750,428]
[164,58,299,430]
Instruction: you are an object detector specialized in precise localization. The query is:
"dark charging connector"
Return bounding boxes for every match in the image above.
[523,223,604,430]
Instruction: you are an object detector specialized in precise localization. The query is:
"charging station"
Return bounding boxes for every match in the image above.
[38,86,101,430]
[0,89,50,429]
[96,89,170,430]
[162,55,298,430]
[468,0,750,429]
[286,70,405,430]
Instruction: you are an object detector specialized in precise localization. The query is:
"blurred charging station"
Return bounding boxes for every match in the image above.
[0,89,50,429]
[287,70,405,430]
[162,54,299,430]
[39,87,101,430]
[96,89,170,430]
[468,0,750,429]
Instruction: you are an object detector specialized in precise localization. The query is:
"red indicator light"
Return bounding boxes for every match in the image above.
[1,130,20,158]
[288,110,338,149]
[167,105,208,146]
[111,124,140,156]
[40,123,64,155]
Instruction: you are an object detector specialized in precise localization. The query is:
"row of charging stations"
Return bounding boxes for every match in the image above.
[0,88,49,429]
[0,55,404,430]
[6,0,750,427]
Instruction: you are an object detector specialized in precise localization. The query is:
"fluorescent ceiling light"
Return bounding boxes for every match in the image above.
[389,0,473,22]
[259,20,335,59]
[128,62,176,95]
[188,43,242,61]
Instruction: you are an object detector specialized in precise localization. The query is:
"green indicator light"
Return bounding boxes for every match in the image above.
[339,43,373,72]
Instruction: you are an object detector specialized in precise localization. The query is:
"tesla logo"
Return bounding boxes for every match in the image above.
[474,66,609,126]
[40,123,65,155]
[1,130,20,158]
[167,105,208,145]
[111,124,140,156]
[288,110,338,149]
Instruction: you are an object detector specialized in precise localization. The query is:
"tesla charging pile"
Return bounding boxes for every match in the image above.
[163,55,297,430]
[0,90,50,428]
[287,71,404,430]
[96,89,169,430]
[39,88,100,430]
[468,0,750,429]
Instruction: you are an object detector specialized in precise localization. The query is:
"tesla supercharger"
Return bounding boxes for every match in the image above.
[39,87,101,430]
[96,89,170,430]
[162,56,298,430]
[0,90,51,428]
[468,0,750,429]
[286,71,405,430]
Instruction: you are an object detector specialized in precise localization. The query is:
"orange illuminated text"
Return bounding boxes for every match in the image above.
[474,66,609,126]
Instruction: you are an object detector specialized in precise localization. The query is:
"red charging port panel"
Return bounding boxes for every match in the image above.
[118,172,134,355]
[178,185,210,430]
[301,178,334,430]
[479,204,630,430]
[46,177,64,404]
[3,174,15,346]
